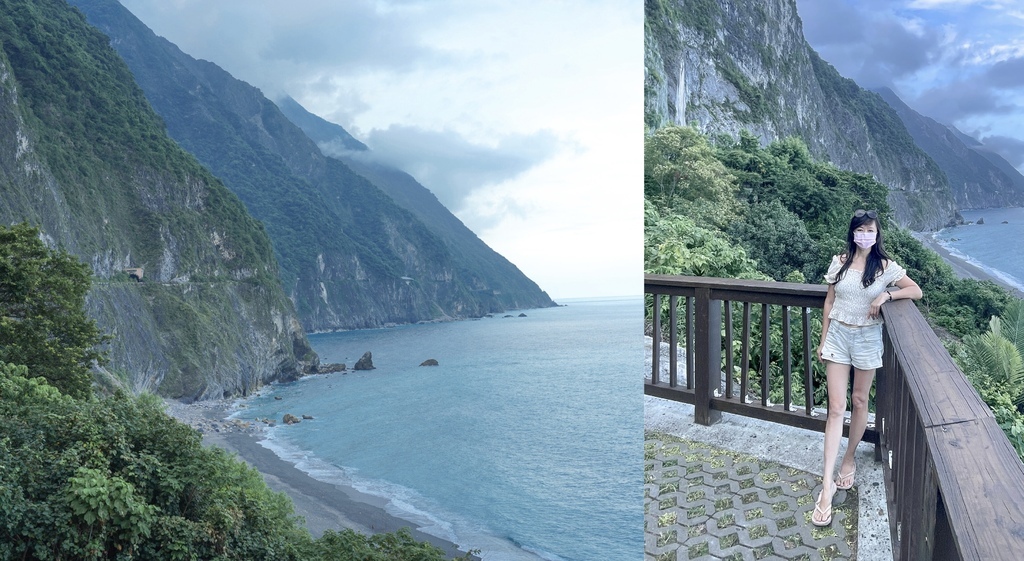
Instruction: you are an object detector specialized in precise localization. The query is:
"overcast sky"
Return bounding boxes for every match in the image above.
[117,0,642,300]
[795,0,1024,173]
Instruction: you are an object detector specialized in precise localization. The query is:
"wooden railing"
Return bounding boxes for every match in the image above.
[645,274,1024,561]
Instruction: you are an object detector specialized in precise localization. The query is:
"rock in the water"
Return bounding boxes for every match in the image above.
[503,314,514,318]
[354,351,375,370]
[518,313,527,317]
[420,359,439,366]
[302,414,314,420]
[978,217,985,224]
[274,396,283,400]
[283,413,301,425]
[316,362,347,373]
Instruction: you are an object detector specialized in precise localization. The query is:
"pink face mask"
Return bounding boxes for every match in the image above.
[853,232,876,249]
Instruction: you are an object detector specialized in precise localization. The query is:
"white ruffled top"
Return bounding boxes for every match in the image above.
[824,255,906,326]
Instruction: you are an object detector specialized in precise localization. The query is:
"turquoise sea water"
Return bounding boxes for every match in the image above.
[233,297,644,561]
[933,207,1024,292]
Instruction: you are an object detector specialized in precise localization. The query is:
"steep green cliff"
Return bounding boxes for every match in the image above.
[0,0,315,399]
[645,0,959,230]
[874,87,1024,209]
[70,0,556,331]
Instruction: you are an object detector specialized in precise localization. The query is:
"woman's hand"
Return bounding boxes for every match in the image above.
[868,294,887,319]
[816,341,826,362]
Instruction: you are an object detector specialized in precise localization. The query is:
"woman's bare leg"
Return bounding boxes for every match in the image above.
[815,360,851,522]
[838,367,876,482]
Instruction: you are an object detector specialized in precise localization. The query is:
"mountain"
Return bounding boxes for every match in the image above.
[69,0,555,332]
[946,125,1024,200]
[644,0,959,230]
[873,87,1024,210]
[0,0,314,400]
[274,96,558,314]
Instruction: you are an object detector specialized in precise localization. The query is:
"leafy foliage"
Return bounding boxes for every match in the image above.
[644,124,742,230]
[0,223,107,399]
[0,364,469,560]
[644,200,762,279]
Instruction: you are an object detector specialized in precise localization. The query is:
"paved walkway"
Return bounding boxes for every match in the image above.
[644,397,893,561]
[645,433,855,560]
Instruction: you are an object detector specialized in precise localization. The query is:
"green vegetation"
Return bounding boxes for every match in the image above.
[0,224,469,560]
[952,300,1024,460]
[0,0,276,276]
[0,223,107,399]
[645,125,1021,447]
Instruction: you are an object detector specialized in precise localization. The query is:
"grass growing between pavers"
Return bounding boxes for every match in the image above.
[645,431,860,560]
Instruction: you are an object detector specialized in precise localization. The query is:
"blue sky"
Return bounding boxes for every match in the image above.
[796,0,1024,173]
[118,0,642,300]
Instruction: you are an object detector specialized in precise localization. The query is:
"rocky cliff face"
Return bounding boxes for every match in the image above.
[0,0,314,400]
[70,0,555,332]
[645,0,959,230]
[874,87,1024,210]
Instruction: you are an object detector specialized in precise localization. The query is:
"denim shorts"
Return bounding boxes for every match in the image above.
[821,321,883,370]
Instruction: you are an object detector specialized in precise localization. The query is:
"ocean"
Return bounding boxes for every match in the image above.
[231,296,644,561]
[933,207,1024,293]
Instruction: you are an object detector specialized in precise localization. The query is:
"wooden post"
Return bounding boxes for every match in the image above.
[694,287,722,425]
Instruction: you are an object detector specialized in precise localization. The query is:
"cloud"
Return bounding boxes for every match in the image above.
[797,0,1024,173]
[796,0,944,88]
[985,56,1024,88]
[913,80,1014,122]
[978,134,1024,169]
[354,125,561,212]
[796,0,866,47]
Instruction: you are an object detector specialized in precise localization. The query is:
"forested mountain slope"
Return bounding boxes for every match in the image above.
[873,87,1024,210]
[644,0,959,230]
[275,97,555,313]
[70,0,555,331]
[0,0,314,400]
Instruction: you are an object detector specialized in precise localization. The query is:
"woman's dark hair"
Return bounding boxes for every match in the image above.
[834,210,891,288]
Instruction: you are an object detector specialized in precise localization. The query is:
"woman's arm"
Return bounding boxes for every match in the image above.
[889,275,923,301]
[817,283,836,360]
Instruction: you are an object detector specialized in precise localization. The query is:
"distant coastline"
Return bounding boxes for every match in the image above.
[913,232,1024,298]
[164,399,477,560]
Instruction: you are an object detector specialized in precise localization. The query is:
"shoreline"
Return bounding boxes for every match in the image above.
[913,231,1024,298]
[164,399,477,560]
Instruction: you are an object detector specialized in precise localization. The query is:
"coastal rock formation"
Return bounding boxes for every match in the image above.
[420,359,439,366]
[354,351,375,370]
[283,414,301,425]
[314,362,347,374]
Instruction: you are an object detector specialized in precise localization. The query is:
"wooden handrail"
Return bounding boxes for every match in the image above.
[645,274,1024,560]
[879,300,1024,561]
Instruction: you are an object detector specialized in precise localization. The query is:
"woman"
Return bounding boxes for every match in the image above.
[812,209,922,526]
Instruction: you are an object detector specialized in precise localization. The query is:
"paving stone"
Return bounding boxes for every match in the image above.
[645,433,856,561]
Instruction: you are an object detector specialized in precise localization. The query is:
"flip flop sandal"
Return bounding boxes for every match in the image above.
[812,488,833,526]
[835,469,856,490]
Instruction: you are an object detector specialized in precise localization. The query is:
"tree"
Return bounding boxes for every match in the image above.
[0,223,107,398]
[644,125,741,229]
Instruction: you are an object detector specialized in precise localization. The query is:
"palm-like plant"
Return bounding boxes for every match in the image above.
[962,300,1024,407]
